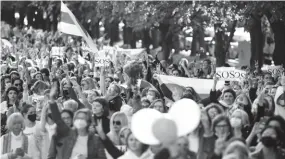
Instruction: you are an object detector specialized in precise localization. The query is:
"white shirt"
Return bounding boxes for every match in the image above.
[188,133,199,153]
[23,121,39,138]
[0,132,23,157]
[70,135,88,159]
[45,123,57,140]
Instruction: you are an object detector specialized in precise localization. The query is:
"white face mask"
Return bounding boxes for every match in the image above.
[230,118,242,128]
[74,119,87,129]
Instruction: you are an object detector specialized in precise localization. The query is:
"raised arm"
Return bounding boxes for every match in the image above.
[49,82,70,137]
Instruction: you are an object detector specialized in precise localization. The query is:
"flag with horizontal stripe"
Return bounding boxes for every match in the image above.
[58,1,98,54]
[156,75,224,101]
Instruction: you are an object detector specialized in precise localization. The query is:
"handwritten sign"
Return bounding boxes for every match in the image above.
[216,67,246,81]
[116,48,146,66]
[94,57,111,67]
[262,65,284,76]
[51,47,65,57]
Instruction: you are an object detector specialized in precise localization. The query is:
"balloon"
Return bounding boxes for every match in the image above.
[152,117,178,145]
[168,99,201,136]
[131,108,162,145]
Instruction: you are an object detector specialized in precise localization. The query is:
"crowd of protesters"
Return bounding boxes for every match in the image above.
[1,22,285,159]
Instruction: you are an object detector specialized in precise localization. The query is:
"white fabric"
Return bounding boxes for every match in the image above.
[188,133,199,153]
[118,149,154,159]
[274,86,285,119]
[23,121,39,137]
[70,135,88,159]
[45,123,57,140]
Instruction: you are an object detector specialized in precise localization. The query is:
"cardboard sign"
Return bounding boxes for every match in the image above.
[116,48,147,66]
[216,67,246,81]
[51,47,65,57]
[157,74,224,95]
[262,65,284,76]
[94,57,111,67]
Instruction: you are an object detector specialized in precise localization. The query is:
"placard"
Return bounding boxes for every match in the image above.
[51,47,65,57]
[216,67,246,81]
[262,65,284,76]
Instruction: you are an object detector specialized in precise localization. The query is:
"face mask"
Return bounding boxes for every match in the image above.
[74,119,87,129]
[261,136,277,147]
[28,114,37,122]
[230,118,242,128]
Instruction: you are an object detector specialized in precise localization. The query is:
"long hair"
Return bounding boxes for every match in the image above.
[125,131,149,154]
[92,97,110,117]
[73,108,92,130]
[1,74,11,93]
[30,80,49,95]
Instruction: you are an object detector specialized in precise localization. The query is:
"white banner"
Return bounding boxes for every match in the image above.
[216,67,246,81]
[51,47,65,57]
[157,75,224,95]
[116,48,147,66]
[262,65,284,76]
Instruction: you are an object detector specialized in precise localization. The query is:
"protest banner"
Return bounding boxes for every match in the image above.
[116,48,147,66]
[262,65,284,76]
[51,47,65,57]
[156,75,224,100]
[216,67,246,81]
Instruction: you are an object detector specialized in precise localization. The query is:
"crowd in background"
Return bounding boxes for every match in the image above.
[1,22,285,159]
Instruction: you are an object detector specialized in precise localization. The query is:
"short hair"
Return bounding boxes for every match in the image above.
[73,108,92,129]
[7,112,25,131]
[223,89,236,99]
[63,99,79,112]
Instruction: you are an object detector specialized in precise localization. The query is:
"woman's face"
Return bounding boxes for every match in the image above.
[261,127,277,140]
[4,78,11,86]
[141,101,150,108]
[26,107,36,118]
[223,92,235,105]
[233,85,242,96]
[87,93,97,104]
[202,61,209,70]
[176,137,189,156]
[13,79,22,91]
[270,88,277,97]
[91,102,104,117]
[74,112,87,121]
[61,112,72,127]
[107,85,117,96]
[120,129,131,145]
[81,81,89,91]
[35,74,42,81]
[127,134,144,153]
[268,120,281,130]
[8,90,18,101]
[208,107,219,120]
[153,101,165,113]
[146,91,156,103]
[234,96,248,110]
[12,118,23,134]
[113,116,123,132]
[215,120,230,137]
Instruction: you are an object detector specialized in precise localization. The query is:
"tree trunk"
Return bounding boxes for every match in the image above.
[191,29,198,56]
[225,20,237,57]
[151,27,161,49]
[159,23,172,61]
[249,17,263,69]
[214,23,226,67]
[271,21,285,66]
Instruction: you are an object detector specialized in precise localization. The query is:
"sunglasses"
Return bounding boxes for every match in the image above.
[113,121,121,126]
